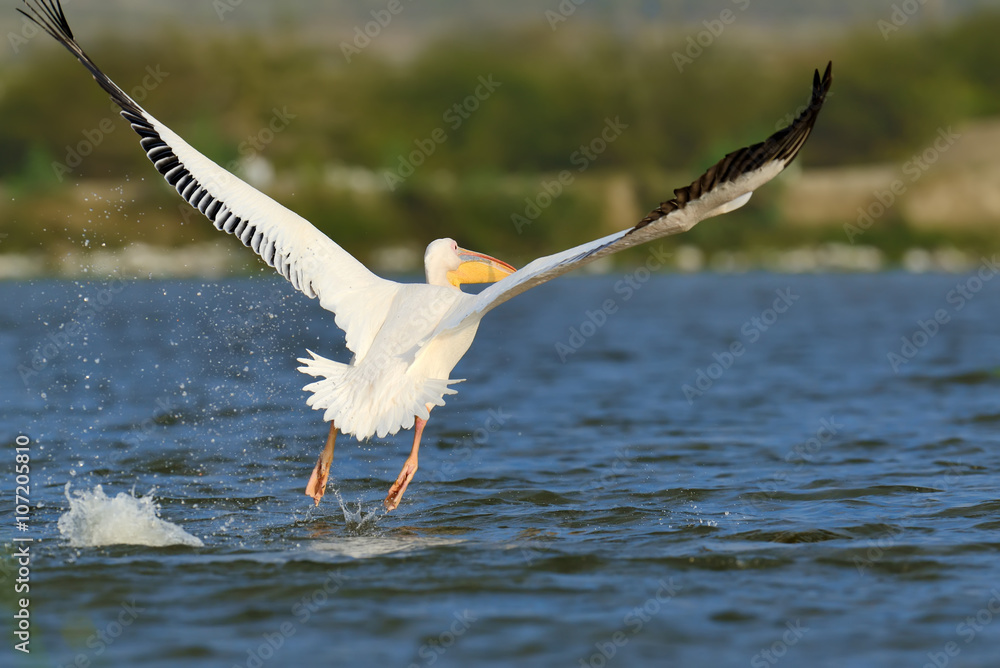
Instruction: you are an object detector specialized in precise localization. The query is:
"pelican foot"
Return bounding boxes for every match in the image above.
[305,423,337,506]
[305,455,331,506]
[384,455,418,511]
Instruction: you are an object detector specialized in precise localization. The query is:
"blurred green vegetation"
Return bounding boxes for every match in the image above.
[2,10,1000,268]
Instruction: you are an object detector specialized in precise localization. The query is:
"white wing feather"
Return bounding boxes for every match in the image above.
[20,0,398,356]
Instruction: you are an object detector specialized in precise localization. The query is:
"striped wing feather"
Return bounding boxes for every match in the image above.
[20,0,395,354]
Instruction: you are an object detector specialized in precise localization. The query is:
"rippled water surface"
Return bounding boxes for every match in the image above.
[2,273,1000,667]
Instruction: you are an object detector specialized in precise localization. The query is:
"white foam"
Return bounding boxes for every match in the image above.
[57,484,204,548]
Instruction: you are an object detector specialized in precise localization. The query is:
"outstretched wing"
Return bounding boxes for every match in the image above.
[20,0,398,355]
[433,62,833,337]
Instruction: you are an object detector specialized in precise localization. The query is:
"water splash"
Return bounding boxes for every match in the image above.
[57,483,204,548]
[332,489,381,534]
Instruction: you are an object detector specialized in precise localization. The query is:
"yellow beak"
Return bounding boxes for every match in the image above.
[447,248,516,287]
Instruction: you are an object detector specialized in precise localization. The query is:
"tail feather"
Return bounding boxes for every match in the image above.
[297,350,459,441]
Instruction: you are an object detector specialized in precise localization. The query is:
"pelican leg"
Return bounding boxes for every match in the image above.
[384,415,428,511]
[305,422,337,506]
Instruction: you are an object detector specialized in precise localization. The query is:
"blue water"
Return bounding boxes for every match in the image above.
[2,272,1000,667]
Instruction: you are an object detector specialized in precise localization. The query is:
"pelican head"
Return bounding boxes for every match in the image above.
[424,238,516,288]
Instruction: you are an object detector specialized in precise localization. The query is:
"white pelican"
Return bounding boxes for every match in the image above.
[21,0,831,511]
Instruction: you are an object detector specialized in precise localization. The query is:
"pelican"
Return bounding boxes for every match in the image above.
[21,0,831,511]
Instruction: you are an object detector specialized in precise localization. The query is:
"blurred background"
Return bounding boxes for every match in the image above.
[1,0,999,277]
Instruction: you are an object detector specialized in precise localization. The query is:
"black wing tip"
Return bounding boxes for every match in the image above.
[634,62,833,230]
[812,61,833,111]
[779,60,832,148]
[803,62,833,126]
[19,0,73,43]
[20,0,146,120]
[819,61,833,92]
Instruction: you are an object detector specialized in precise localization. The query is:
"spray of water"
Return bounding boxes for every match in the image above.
[57,483,204,548]
[331,489,382,534]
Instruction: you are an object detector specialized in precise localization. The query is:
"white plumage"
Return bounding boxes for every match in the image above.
[21,0,831,510]
[298,283,475,440]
